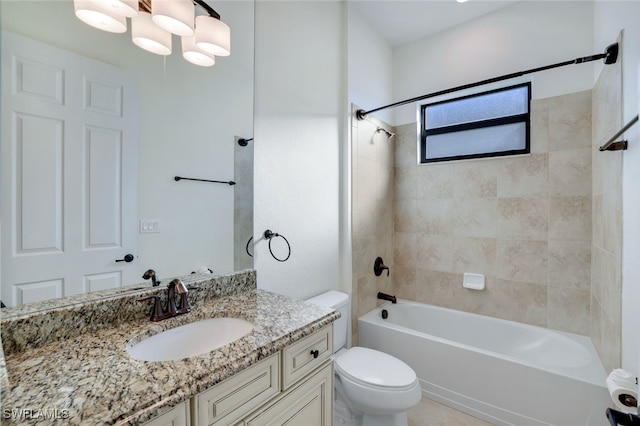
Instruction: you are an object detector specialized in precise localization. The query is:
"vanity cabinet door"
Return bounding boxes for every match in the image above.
[194,352,280,426]
[141,401,190,426]
[281,325,332,390]
[245,362,333,426]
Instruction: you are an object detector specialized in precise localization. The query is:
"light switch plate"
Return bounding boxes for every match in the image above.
[139,219,160,234]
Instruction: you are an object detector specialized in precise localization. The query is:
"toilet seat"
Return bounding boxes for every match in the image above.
[335,347,417,391]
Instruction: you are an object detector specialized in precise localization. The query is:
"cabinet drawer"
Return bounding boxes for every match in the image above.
[282,325,332,389]
[245,362,333,426]
[194,352,280,426]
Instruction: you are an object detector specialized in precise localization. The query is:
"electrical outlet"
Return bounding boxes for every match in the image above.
[139,219,160,234]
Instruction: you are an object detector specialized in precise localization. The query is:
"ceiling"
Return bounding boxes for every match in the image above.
[350,0,519,47]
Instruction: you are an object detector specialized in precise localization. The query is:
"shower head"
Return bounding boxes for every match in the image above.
[376,127,395,139]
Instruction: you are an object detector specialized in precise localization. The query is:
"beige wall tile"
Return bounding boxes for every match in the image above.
[394,233,417,268]
[352,196,377,238]
[454,160,498,198]
[416,198,453,235]
[394,166,416,200]
[592,194,604,248]
[376,198,394,239]
[416,234,454,272]
[497,154,549,198]
[548,240,591,290]
[453,198,497,238]
[530,101,550,154]
[497,197,548,240]
[600,249,620,320]
[589,296,602,359]
[395,123,418,168]
[415,269,460,309]
[357,121,378,162]
[393,266,417,301]
[417,163,454,199]
[602,190,622,256]
[547,287,590,335]
[549,196,591,241]
[549,148,591,197]
[494,279,547,327]
[548,90,592,151]
[496,240,548,284]
[452,237,497,276]
[600,311,621,373]
[354,157,378,200]
[357,275,378,318]
[352,236,376,280]
[394,198,417,233]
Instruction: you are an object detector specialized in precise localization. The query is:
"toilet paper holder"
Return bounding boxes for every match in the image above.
[619,393,638,408]
[606,408,640,426]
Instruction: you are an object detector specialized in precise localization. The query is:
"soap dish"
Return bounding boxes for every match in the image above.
[463,273,485,290]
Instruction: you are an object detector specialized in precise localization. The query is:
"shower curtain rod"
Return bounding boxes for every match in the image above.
[355,42,619,121]
[599,114,639,152]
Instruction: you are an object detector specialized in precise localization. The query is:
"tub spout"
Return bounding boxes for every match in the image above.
[377,292,397,304]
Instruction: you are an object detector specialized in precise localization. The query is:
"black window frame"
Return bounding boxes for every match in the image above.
[419,82,531,164]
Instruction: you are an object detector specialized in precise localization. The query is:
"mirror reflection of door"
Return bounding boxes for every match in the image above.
[1,31,138,306]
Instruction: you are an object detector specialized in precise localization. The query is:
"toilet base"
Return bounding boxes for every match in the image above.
[334,391,410,426]
[334,397,361,426]
[362,412,409,426]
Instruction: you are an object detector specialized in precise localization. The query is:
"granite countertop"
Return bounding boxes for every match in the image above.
[1,286,339,425]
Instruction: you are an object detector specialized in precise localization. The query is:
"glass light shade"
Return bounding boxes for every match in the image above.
[152,0,195,37]
[74,0,127,33]
[89,0,138,17]
[182,36,216,67]
[195,15,230,57]
[132,12,172,56]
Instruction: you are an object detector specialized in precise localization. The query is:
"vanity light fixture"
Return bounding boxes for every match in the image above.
[151,0,195,37]
[182,35,216,67]
[74,0,127,33]
[88,0,139,17]
[132,11,172,55]
[73,0,231,67]
[195,15,230,56]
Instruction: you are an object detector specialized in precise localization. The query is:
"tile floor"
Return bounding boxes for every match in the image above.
[407,398,494,426]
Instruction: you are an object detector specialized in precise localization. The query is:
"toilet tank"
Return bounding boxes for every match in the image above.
[306,290,349,352]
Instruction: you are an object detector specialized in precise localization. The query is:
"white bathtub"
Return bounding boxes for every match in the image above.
[358,299,612,426]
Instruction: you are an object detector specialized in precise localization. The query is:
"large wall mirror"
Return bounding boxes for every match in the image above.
[0,0,254,308]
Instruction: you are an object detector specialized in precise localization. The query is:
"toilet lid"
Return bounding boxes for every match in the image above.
[335,347,417,388]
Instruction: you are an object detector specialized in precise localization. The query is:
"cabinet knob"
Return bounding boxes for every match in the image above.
[310,349,319,359]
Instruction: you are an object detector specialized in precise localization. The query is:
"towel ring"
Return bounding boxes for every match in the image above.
[263,230,291,262]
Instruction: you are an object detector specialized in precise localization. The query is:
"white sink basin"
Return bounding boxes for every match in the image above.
[127,317,254,361]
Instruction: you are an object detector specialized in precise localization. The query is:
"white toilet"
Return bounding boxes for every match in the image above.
[306,291,422,426]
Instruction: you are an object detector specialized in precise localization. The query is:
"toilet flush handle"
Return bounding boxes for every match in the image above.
[310,349,319,359]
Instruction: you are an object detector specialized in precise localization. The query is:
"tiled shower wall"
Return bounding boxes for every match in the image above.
[391,90,593,335]
[591,41,623,372]
[351,108,395,345]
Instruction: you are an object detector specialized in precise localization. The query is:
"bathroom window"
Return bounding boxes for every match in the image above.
[420,83,531,163]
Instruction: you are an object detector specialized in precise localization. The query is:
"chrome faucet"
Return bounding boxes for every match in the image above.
[138,279,190,321]
[142,269,160,287]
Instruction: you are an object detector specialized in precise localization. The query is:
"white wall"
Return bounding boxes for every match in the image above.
[593,0,640,377]
[392,1,594,125]
[347,5,394,124]
[0,1,254,281]
[253,1,346,299]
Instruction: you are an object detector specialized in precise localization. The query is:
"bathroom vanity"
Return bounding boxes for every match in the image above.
[147,325,333,426]
[0,270,338,425]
